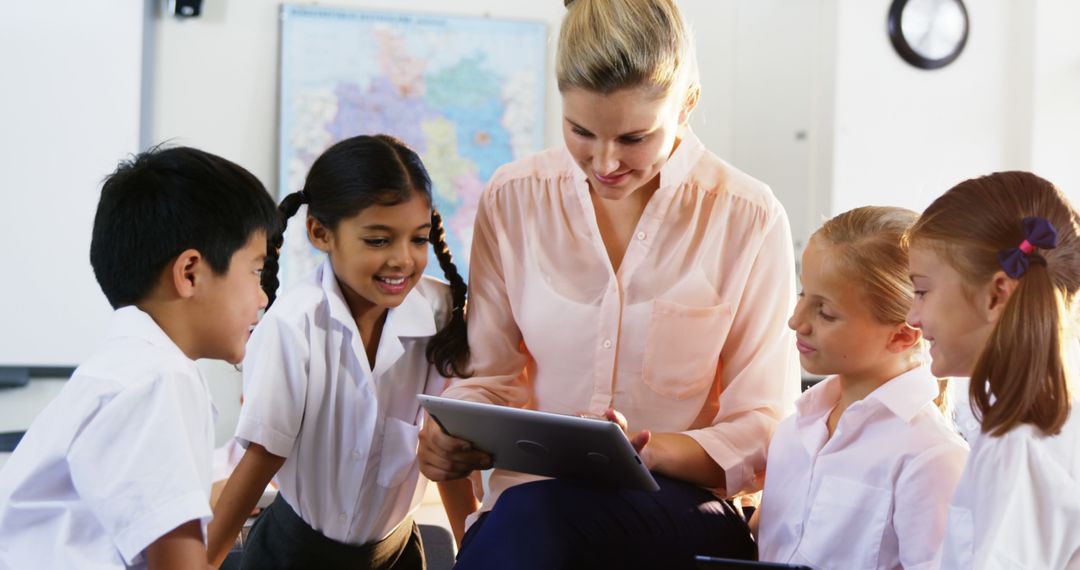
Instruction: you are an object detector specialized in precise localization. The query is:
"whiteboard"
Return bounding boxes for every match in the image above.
[0,3,145,367]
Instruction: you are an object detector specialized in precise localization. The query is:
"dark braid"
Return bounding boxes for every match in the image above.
[427,209,471,378]
[261,190,307,307]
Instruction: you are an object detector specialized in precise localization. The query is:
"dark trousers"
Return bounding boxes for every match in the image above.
[454,474,756,570]
[240,494,426,570]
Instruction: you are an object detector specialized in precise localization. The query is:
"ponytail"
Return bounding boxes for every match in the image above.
[907,171,1079,437]
[262,190,307,307]
[426,209,471,378]
[969,263,1071,435]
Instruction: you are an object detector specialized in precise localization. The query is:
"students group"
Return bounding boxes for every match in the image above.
[1,0,1077,568]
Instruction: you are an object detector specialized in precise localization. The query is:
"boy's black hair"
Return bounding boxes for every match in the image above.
[90,145,279,308]
[263,134,470,378]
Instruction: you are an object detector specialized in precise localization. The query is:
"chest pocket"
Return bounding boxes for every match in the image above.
[376,417,422,488]
[800,475,892,570]
[642,300,732,399]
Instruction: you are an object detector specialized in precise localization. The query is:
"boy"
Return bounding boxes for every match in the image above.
[0,146,278,569]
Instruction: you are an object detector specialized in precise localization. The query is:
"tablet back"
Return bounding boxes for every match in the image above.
[418,395,659,492]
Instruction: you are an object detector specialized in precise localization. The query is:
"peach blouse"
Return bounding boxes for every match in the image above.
[443,130,800,512]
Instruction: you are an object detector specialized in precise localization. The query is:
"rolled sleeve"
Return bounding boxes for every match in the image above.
[68,374,213,565]
[235,312,309,457]
[682,201,800,496]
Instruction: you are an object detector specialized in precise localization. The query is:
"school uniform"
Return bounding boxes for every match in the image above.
[0,307,215,569]
[235,259,449,569]
[940,396,1080,569]
[758,366,969,570]
[444,129,800,568]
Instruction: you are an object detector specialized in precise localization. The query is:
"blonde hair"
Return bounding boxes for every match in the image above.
[815,206,919,326]
[557,0,698,100]
[908,171,1080,436]
[815,206,949,412]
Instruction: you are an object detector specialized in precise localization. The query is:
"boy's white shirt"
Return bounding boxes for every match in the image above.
[235,258,449,545]
[940,395,1080,569]
[757,365,969,570]
[0,307,216,569]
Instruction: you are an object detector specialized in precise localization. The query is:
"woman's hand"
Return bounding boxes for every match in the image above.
[596,408,727,489]
[418,417,493,481]
[600,408,653,467]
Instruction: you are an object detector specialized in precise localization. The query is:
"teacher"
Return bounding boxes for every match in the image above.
[419,0,800,567]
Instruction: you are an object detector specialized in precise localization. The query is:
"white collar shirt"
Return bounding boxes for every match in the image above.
[940,396,1080,569]
[0,307,216,569]
[235,259,449,544]
[758,366,969,570]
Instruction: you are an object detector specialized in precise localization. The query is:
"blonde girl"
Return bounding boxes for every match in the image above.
[757,206,968,569]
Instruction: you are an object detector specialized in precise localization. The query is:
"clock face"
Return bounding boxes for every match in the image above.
[888,0,969,70]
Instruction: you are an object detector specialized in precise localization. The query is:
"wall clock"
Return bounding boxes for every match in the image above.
[888,0,969,70]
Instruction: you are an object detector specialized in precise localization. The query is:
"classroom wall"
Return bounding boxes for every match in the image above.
[1029,0,1080,200]
[6,1,1079,442]
[150,0,738,193]
[830,0,1033,216]
[0,1,144,368]
[828,0,1080,215]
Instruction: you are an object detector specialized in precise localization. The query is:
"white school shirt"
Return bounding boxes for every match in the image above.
[235,259,449,545]
[0,307,215,569]
[940,397,1080,569]
[758,366,969,570]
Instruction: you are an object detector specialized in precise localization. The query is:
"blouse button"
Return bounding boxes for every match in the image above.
[636,231,647,240]
[602,339,612,349]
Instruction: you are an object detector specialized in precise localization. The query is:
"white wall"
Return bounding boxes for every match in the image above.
[150,0,738,195]
[829,0,1031,216]
[0,2,144,368]
[1029,0,1080,205]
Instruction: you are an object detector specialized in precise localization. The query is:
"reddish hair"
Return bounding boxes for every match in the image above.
[908,171,1080,436]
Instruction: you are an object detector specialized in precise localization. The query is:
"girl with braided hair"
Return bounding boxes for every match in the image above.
[206,134,472,569]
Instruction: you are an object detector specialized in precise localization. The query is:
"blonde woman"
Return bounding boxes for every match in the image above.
[419,0,800,567]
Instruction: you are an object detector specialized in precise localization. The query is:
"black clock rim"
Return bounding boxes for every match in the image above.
[887,0,969,70]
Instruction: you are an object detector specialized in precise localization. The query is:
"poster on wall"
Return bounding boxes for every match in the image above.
[277,4,547,289]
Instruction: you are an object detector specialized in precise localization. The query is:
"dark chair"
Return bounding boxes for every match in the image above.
[418,523,456,570]
[0,431,25,453]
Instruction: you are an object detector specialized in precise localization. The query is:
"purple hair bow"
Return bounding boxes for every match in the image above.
[997,216,1058,278]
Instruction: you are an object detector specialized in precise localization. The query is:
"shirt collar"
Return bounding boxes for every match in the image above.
[795,375,842,424]
[318,258,438,375]
[107,305,190,359]
[658,128,705,190]
[795,365,939,425]
[865,365,940,423]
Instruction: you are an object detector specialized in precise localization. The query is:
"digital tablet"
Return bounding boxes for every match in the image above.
[694,556,813,570]
[417,395,660,492]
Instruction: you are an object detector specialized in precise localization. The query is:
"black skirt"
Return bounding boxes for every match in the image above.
[239,494,425,570]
